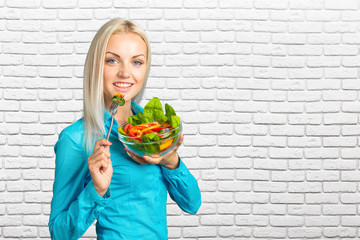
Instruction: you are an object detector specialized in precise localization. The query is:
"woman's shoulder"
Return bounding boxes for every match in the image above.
[57,118,85,148]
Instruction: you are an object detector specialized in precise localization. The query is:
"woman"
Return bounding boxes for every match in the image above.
[48,18,201,239]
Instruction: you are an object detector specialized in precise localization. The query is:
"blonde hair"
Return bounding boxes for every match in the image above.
[83,18,151,154]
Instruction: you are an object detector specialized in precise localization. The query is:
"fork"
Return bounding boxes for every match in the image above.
[104,100,123,147]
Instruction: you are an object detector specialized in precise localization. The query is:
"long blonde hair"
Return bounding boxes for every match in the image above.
[83,18,151,154]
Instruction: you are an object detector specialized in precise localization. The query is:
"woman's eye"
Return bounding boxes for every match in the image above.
[106,59,117,64]
[133,60,143,66]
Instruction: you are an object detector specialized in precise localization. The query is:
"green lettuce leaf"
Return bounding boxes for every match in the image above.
[142,132,161,153]
[143,97,167,123]
[165,103,180,128]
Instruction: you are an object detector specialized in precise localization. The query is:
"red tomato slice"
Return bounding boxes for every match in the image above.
[124,123,133,134]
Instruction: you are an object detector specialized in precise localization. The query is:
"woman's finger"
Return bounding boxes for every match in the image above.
[94,139,112,151]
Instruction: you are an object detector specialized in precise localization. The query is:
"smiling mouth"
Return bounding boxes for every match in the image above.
[113,82,133,88]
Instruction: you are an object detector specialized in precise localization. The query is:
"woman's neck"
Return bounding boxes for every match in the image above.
[112,101,133,125]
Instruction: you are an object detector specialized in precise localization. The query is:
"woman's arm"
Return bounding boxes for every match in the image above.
[161,158,201,214]
[48,131,111,239]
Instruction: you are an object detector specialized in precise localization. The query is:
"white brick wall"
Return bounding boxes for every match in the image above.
[1,0,360,239]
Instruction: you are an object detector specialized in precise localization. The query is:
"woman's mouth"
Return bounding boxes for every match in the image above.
[113,82,133,92]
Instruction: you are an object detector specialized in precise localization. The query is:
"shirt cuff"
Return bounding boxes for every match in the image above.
[161,158,188,178]
[83,180,111,207]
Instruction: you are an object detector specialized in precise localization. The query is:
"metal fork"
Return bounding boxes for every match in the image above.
[105,101,120,142]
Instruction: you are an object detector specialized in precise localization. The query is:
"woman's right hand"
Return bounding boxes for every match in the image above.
[88,139,113,197]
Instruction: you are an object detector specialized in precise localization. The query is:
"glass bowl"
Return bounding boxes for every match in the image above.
[118,122,182,157]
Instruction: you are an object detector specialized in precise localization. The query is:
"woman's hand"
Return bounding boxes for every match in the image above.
[88,139,113,197]
[125,134,184,170]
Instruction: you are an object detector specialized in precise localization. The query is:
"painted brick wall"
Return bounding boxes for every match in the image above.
[1,0,360,239]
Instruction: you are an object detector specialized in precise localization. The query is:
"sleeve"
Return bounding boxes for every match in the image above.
[161,158,201,214]
[48,132,111,240]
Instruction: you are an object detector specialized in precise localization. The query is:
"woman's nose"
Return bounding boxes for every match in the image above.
[118,64,130,78]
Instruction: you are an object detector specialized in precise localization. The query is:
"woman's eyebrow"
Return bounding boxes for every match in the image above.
[132,54,145,58]
[106,51,120,58]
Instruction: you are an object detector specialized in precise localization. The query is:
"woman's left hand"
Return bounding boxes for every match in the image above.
[125,134,184,170]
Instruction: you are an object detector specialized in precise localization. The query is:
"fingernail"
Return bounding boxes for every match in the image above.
[143,156,147,161]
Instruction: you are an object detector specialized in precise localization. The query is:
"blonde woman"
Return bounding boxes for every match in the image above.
[49,19,201,239]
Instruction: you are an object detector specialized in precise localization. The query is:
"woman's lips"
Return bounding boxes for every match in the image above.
[113,82,133,92]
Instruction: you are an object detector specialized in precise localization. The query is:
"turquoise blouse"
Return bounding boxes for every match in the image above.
[48,101,201,239]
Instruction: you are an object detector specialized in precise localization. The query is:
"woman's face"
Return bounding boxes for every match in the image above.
[103,33,147,106]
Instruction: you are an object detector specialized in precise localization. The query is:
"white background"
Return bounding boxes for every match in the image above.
[1,0,360,239]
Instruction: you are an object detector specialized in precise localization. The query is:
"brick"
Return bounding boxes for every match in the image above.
[288,45,322,56]
[22,101,55,112]
[199,147,232,158]
[0,170,21,180]
[323,205,357,215]
[235,10,269,20]
[218,135,251,147]
[23,215,49,226]
[324,227,357,237]
[59,9,92,19]
[323,160,356,170]
[3,226,37,237]
[235,192,268,203]
[305,148,339,159]
[0,216,22,226]
[24,192,52,203]
[253,181,287,192]
[200,9,234,20]
[0,146,20,157]
[218,226,251,237]
[183,227,217,238]
[253,136,286,147]
[217,158,252,169]
[0,193,23,203]
[219,43,251,54]
[218,21,251,31]
[0,101,20,111]
[325,0,358,9]
[199,101,233,112]
[218,113,251,124]
[6,0,40,8]
[4,89,37,100]
[181,89,215,100]
[307,34,341,45]
[7,204,41,215]
[325,68,358,79]
[201,192,233,203]
[218,66,252,77]
[235,147,267,158]
[325,46,358,56]
[7,135,41,145]
[288,227,322,238]
[218,203,251,214]
[39,44,73,55]
[270,193,304,204]
[167,216,199,227]
[234,124,267,135]
[305,193,339,204]
[342,148,360,159]
[289,160,322,170]
[253,204,286,215]
[288,114,322,125]
[21,124,56,135]
[218,181,251,192]
[237,32,271,43]
[324,137,357,147]
[165,32,200,43]
[237,170,269,181]
[289,182,322,193]
[341,194,360,204]
[253,21,287,33]
[39,67,73,78]
[253,45,287,56]
[201,215,233,226]
[234,101,267,113]
[184,0,217,8]
[272,56,305,67]
[270,216,303,227]
[0,123,20,135]
[3,66,36,77]
[288,205,321,215]
[253,227,287,238]
[324,182,357,193]
[306,216,339,226]
[271,80,305,90]
[0,54,22,66]
[270,10,305,21]
[270,103,303,113]
[7,180,40,191]
[254,159,287,170]
[307,171,339,181]
[269,147,303,159]
[307,10,340,21]
[290,0,323,9]
[236,215,268,226]
[200,55,234,66]
[307,57,341,67]
[272,170,305,181]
